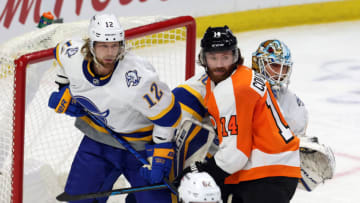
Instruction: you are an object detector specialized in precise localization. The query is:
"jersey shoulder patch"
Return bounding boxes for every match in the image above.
[55,38,84,66]
[59,39,83,56]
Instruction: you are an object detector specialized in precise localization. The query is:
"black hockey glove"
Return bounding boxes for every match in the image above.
[174,157,230,187]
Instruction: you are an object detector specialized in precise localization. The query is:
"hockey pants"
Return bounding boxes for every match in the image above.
[64,136,173,203]
[222,176,298,203]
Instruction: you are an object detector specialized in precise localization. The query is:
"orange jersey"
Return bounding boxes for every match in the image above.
[205,65,301,184]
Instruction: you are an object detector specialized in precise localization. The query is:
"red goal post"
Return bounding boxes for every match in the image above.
[9,15,196,203]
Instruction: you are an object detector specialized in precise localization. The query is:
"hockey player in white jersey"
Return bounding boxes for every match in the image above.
[48,14,181,203]
[252,39,335,192]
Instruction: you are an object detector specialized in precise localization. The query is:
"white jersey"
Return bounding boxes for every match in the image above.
[277,87,308,136]
[54,38,181,150]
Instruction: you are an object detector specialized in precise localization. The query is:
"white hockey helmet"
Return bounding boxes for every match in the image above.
[88,14,125,61]
[89,13,124,43]
[178,172,222,203]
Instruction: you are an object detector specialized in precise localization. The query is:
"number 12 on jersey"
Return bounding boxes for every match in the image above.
[143,82,163,108]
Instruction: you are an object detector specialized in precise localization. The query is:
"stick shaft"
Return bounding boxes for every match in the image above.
[57,184,168,201]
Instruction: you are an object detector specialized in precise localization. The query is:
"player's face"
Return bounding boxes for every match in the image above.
[205,50,235,84]
[94,41,120,65]
[265,62,290,81]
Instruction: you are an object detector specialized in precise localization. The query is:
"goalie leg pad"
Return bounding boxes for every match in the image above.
[174,118,216,177]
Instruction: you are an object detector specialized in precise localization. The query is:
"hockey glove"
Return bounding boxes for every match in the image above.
[180,158,230,186]
[298,136,336,191]
[140,142,175,184]
[48,85,87,117]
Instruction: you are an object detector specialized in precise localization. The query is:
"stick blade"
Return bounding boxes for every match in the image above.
[56,192,74,202]
[56,191,111,202]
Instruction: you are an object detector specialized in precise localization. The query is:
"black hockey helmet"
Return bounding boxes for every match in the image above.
[200,25,237,52]
[199,25,242,66]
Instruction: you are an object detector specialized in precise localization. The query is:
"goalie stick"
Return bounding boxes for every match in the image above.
[56,111,178,201]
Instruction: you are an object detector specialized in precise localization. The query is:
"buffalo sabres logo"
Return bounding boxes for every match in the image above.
[125,70,141,87]
[65,47,79,58]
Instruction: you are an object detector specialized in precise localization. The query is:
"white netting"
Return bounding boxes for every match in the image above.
[0,16,193,203]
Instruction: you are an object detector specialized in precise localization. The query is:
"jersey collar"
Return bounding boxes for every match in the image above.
[82,60,119,86]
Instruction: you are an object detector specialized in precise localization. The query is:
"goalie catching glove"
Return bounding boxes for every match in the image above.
[48,85,87,117]
[298,136,336,191]
[140,142,175,184]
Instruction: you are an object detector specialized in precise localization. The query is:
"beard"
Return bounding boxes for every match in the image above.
[97,57,116,68]
[208,64,237,84]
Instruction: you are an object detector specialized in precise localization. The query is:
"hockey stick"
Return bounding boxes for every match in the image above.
[56,111,178,201]
[56,178,176,201]
[56,183,169,201]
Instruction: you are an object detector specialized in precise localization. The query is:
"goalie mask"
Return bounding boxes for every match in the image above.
[88,14,125,62]
[199,25,242,68]
[178,172,222,203]
[252,39,293,90]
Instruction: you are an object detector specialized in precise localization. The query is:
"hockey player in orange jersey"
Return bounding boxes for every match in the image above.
[184,26,301,203]
[252,39,335,193]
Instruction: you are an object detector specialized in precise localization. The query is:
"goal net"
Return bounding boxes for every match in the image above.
[0,15,195,203]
